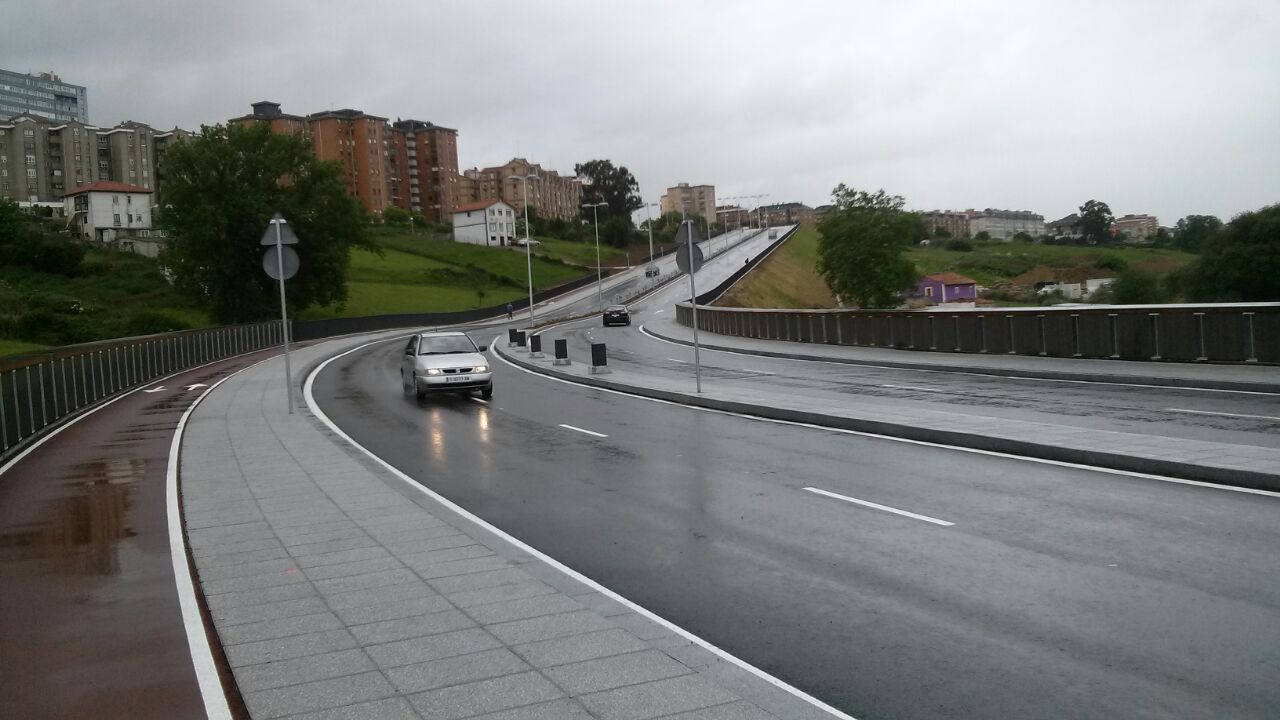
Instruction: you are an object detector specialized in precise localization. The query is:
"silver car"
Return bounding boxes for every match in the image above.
[400,331,493,400]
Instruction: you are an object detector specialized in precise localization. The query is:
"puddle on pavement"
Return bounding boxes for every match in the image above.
[0,458,144,574]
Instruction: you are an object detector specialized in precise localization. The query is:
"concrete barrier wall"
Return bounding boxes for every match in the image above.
[675,303,1280,364]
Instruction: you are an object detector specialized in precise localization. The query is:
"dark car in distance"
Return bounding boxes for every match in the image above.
[602,305,630,326]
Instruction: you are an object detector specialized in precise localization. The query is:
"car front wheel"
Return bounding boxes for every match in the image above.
[481,383,493,399]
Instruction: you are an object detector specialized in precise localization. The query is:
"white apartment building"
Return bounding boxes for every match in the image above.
[63,180,162,256]
[968,209,1045,240]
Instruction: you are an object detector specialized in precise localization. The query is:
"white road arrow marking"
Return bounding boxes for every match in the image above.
[143,386,166,393]
[186,383,209,391]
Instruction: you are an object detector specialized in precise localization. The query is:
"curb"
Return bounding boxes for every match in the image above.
[644,326,1280,395]
[496,343,1280,494]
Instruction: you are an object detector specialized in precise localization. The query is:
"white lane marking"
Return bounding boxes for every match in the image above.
[560,423,609,438]
[880,384,945,393]
[741,369,776,376]
[491,340,1280,500]
[636,325,1280,397]
[1165,408,1280,422]
[144,386,166,393]
[804,487,955,526]
[168,362,269,720]
[470,397,489,405]
[306,339,858,720]
[186,383,208,391]
[655,309,665,314]
[667,357,691,364]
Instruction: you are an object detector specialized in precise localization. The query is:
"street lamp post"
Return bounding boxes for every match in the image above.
[645,202,659,261]
[583,201,608,310]
[510,173,539,327]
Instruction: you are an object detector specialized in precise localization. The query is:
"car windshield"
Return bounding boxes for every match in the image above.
[607,306,627,311]
[418,336,476,355]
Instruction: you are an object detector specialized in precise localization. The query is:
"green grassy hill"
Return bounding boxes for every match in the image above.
[716,228,1197,309]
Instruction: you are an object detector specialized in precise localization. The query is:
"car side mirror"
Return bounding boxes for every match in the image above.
[477,345,488,352]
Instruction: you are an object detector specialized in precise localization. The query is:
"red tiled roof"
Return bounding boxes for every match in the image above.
[924,271,977,285]
[452,199,504,213]
[62,181,153,197]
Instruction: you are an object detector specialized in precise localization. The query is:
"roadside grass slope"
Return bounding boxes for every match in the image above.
[715,226,838,308]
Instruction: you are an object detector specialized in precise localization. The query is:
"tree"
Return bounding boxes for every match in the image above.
[1078,200,1114,245]
[574,160,642,221]
[158,123,371,324]
[933,227,952,239]
[1184,204,1280,302]
[973,230,992,242]
[382,206,410,226]
[1011,231,1033,243]
[601,216,632,249]
[1110,268,1165,304]
[815,185,919,308]
[1172,214,1223,253]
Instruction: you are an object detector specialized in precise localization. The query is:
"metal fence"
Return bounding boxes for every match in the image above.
[0,321,284,461]
[675,303,1280,364]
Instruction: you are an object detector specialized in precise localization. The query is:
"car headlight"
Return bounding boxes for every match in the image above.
[472,365,489,373]
[423,368,442,376]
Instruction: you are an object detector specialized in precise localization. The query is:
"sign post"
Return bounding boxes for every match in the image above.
[261,212,300,414]
[675,215,704,393]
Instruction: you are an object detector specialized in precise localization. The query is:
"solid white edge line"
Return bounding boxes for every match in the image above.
[1165,408,1280,422]
[305,337,859,720]
[494,334,1280,500]
[804,487,955,526]
[559,423,608,438]
[168,361,272,720]
[636,324,1280,397]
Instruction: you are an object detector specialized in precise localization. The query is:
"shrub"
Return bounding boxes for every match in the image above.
[1094,254,1128,272]
[944,239,973,252]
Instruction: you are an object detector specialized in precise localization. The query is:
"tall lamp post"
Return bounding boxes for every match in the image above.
[644,202,659,260]
[583,201,608,310]
[510,173,539,326]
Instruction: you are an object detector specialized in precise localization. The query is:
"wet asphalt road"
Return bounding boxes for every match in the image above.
[313,334,1280,720]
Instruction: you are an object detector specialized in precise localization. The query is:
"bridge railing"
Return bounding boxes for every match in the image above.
[0,321,283,463]
[674,303,1279,364]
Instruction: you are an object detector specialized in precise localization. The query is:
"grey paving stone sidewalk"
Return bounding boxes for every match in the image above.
[181,336,837,720]
[499,337,1280,491]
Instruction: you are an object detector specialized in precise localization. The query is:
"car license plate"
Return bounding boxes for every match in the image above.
[445,375,470,383]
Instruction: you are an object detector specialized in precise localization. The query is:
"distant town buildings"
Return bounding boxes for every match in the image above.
[1045,213,1082,240]
[458,158,582,222]
[759,202,814,226]
[0,69,88,123]
[919,210,970,238]
[1112,213,1159,243]
[451,199,516,247]
[661,183,716,221]
[968,209,1045,240]
[0,112,189,206]
[716,204,751,227]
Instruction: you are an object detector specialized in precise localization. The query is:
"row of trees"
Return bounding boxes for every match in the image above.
[815,184,1279,307]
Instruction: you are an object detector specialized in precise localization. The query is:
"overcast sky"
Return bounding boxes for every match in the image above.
[8,0,1279,223]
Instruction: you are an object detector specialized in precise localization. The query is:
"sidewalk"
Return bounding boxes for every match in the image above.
[643,316,1280,394]
[180,334,837,720]
[499,330,1280,493]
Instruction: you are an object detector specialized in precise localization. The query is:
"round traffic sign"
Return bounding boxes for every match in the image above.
[263,246,300,280]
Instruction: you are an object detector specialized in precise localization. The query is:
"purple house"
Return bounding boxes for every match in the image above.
[914,272,978,304]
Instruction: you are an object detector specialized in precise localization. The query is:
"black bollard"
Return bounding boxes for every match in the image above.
[529,334,544,358]
[554,338,570,366]
[507,328,519,347]
[590,342,610,374]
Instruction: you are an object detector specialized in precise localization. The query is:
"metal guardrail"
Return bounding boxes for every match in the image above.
[675,303,1280,364]
[0,321,284,462]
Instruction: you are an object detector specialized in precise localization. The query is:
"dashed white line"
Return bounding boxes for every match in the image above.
[559,423,609,438]
[804,487,955,526]
[880,384,946,393]
[667,357,691,364]
[1165,408,1280,422]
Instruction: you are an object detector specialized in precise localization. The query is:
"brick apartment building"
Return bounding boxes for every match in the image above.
[232,102,462,221]
[1112,213,1160,243]
[660,183,716,222]
[389,119,459,224]
[0,112,188,206]
[458,158,582,222]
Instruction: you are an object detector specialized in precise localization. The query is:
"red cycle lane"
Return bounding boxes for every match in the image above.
[0,351,277,719]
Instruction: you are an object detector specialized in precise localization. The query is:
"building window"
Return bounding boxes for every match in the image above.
[26,168,35,178]
[113,213,121,226]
